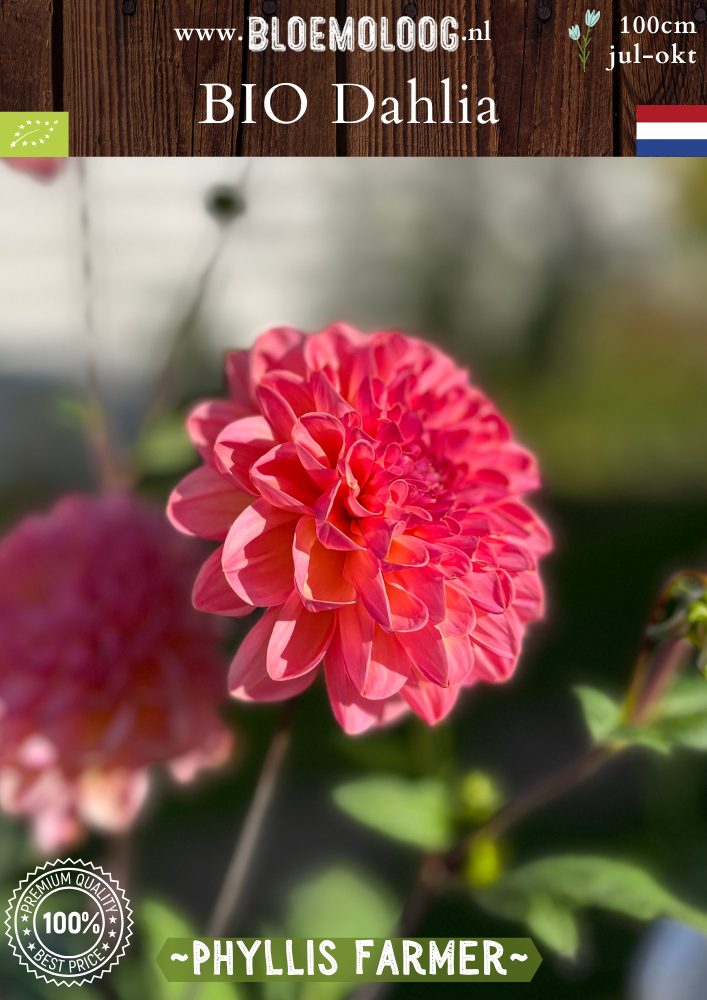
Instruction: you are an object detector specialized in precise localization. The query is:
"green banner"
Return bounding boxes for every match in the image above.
[156,937,541,984]
[0,112,69,157]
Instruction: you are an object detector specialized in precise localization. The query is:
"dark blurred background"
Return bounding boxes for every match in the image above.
[1,158,707,1000]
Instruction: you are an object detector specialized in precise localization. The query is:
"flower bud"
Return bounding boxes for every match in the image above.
[464,836,504,889]
[625,572,707,726]
[458,770,504,825]
[206,185,246,224]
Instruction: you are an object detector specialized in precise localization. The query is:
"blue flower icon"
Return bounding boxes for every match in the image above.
[568,8,601,71]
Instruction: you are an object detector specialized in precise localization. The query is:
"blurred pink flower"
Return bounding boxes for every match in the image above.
[0,494,232,851]
[169,326,551,735]
[4,159,67,181]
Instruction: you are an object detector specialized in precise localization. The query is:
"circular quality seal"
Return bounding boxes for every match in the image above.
[5,858,133,987]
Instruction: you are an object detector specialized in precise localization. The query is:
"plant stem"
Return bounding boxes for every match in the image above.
[580,27,593,71]
[455,742,613,862]
[138,227,227,433]
[206,702,295,938]
[77,160,125,490]
[349,742,617,1000]
[138,163,252,434]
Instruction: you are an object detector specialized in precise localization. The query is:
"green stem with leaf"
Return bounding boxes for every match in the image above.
[576,26,593,71]
[349,573,707,1000]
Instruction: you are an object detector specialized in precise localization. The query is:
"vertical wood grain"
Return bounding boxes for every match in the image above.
[240,0,338,155]
[618,0,707,154]
[343,0,493,156]
[62,0,244,155]
[0,0,54,111]
[342,1,614,157]
[493,0,614,155]
[9,0,707,156]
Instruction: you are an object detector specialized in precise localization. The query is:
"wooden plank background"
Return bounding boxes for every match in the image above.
[0,0,705,155]
[619,0,707,153]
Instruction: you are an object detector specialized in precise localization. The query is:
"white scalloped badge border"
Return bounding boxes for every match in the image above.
[5,858,133,988]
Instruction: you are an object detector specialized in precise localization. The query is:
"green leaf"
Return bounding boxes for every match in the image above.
[524,894,580,959]
[574,687,673,754]
[652,677,707,750]
[0,960,103,1000]
[333,775,453,850]
[476,854,707,956]
[285,867,397,939]
[134,415,194,476]
[574,686,622,742]
[282,867,398,1000]
[114,898,243,1000]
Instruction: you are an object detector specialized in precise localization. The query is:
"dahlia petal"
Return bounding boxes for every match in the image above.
[187,400,242,461]
[293,517,356,610]
[370,331,413,381]
[314,482,363,551]
[473,610,521,659]
[482,444,540,492]
[385,582,429,632]
[213,416,275,494]
[251,443,321,514]
[476,539,534,574]
[398,623,450,686]
[222,501,297,606]
[304,323,367,395]
[402,670,461,725]
[229,607,317,702]
[77,769,151,833]
[256,382,299,440]
[169,727,233,782]
[390,566,446,625]
[442,583,477,636]
[363,627,411,699]
[250,327,307,383]
[193,546,253,618]
[344,549,391,629]
[488,501,552,556]
[293,413,345,469]
[267,591,335,680]
[436,545,473,578]
[358,516,396,559]
[345,439,376,491]
[462,568,513,614]
[310,370,353,418]
[471,642,519,683]
[514,571,546,622]
[338,606,411,700]
[324,635,408,735]
[315,518,363,552]
[168,466,251,540]
[337,602,374,691]
[443,633,475,685]
[225,349,254,406]
[385,534,429,568]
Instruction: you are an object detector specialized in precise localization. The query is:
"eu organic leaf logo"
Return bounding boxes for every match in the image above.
[0,112,69,157]
[9,118,59,151]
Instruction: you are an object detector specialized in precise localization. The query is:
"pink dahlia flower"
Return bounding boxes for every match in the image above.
[0,494,232,851]
[169,326,551,735]
[4,159,66,181]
